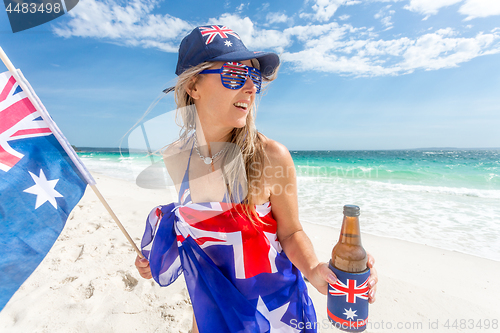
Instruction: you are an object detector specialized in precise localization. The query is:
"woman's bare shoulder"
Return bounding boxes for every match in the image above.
[259,133,294,168]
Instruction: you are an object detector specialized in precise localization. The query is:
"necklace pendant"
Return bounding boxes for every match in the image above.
[204,157,212,164]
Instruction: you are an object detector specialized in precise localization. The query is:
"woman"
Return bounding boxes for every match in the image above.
[135,25,377,332]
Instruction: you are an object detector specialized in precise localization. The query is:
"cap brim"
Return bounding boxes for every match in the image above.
[210,50,279,76]
[163,86,175,94]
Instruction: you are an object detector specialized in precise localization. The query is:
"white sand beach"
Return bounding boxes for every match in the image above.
[1,174,499,332]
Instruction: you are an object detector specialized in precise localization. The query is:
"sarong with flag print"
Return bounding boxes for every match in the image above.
[141,201,318,332]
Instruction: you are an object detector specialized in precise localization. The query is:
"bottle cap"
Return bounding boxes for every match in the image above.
[343,205,360,217]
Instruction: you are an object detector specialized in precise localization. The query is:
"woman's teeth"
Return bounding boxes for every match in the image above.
[234,102,248,109]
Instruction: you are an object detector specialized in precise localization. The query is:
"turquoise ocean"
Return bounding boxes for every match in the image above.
[77,148,500,261]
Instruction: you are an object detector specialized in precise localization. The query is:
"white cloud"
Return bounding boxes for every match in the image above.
[374,5,395,30]
[250,28,291,52]
[459,0,500,20]
[52,1,500,78]
[404,0,463,18]
[52,0,192,52]
[236,3,246,12]
[207,14,291,52]
[403,0,500,20]
[399,29,497,71]
[380,16,393,28]
[282,26,500,76]
[283,49,397,76]
[312,0,344,22]
[338,14,350,20]
[284,22,347,44]
[266,12,289,24]
[303,0,360,22]
[281,25,409,76]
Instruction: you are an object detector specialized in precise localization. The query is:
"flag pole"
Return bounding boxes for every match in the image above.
[0,46,144,259]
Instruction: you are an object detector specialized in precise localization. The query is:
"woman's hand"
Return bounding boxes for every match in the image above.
[366,253,378,303]
[135,255,152,279]
[307,253,378,304]
[306,262,337,296]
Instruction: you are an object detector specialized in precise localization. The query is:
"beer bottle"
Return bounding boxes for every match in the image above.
[327,205,370,332]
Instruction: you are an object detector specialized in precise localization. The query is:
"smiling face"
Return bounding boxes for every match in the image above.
[188,60,258,141]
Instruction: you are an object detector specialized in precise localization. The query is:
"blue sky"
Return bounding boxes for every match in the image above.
[1,0,500,150]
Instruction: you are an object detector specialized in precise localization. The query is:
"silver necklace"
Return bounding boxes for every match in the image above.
[194,135,226,165]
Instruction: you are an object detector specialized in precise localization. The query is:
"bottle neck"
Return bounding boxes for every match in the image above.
[338,215,362,245]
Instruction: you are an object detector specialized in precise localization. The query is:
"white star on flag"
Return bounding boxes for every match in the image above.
[23,169,63,209]
[343,307,358,320]
[224,40,233,47]
[256,297,300,332]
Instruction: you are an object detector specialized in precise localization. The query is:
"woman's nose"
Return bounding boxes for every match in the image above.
[242,76,258,93]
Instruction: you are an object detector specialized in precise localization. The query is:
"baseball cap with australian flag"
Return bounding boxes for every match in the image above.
[175,25,280,76]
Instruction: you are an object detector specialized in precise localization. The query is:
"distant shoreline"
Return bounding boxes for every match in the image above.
[75,147,130,153]
[75,146,500,152]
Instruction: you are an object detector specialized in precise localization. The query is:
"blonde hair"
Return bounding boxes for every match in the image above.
[173,61,279,220]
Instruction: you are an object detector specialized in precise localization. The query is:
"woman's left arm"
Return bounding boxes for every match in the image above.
[265,140,377,301]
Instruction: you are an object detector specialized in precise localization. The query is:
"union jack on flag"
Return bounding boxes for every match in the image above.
[0,74,52,171]
[329,277,369,303]
[0,68,93,312]
[327,265,370,331]
[199,25,241,44]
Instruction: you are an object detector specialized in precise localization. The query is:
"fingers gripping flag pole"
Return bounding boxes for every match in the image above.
[0,47,142,311]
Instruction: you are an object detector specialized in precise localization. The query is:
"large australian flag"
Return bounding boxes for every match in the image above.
[0,69,94,311]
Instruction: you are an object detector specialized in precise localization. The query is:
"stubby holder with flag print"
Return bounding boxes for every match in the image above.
[327,205,370,332]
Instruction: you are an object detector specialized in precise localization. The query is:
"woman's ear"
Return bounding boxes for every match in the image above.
[186,77,200,100]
